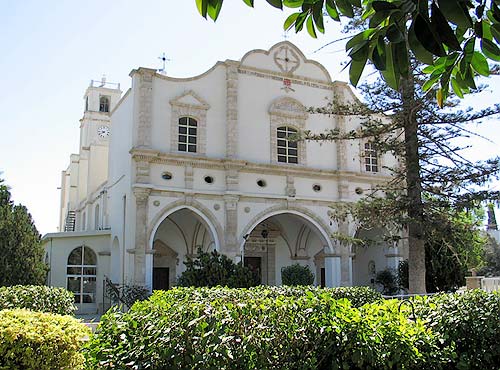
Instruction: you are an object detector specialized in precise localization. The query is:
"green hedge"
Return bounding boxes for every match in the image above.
[414,290,500,370]
[0,309,90,370]
[86,286,446,369]
[0,285,76,315]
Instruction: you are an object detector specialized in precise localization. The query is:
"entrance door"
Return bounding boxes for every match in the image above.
[244,257,262,283]
[320,268,326,288]
[153,267,169,291]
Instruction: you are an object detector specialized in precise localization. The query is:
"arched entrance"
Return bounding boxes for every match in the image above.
[148,207,219,290]
[241,211,332,286]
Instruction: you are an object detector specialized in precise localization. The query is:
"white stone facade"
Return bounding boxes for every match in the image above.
[42,42,406,313]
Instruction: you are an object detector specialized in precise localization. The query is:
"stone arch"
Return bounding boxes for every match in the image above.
[240,205,333,254]
[148,199,224,252]
[268,96,308,120]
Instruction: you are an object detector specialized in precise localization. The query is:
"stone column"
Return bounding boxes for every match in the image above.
[324,250,341,287]
[223,195,239,258]
[132,187,151,286]
[337,222,353,286]
[225,61,239,158]
[134,68,155,148]
[385,242,403,270]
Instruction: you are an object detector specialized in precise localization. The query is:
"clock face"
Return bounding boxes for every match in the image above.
[97,126,110,138]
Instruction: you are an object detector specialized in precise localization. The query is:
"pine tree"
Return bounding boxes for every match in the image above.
[0,177,47,286]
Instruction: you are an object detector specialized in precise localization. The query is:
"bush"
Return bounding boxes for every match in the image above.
[375,268,399,295]
[413,290,500,370]
[0,309,90,370]
[0,285,76,315]
[86,286,445,369]
[177,248,259,288]
[281,263,315,286]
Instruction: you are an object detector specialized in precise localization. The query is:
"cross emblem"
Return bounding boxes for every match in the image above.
[274,46,300,73]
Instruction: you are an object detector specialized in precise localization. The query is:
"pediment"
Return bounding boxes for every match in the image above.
[170,90,210,109]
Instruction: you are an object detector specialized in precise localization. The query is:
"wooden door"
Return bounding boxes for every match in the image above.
[153,267,169,291]
[244,257,262,283]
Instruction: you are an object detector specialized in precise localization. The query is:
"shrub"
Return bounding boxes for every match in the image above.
[177,248,259,288]
[0,309,90,370]
[0,285,76,315]
[413,290,500,370]
[281,263,315,286]
[375,268,399,295]
[86,286,445,369]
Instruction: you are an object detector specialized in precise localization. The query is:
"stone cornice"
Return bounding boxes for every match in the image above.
[129,148,392,183]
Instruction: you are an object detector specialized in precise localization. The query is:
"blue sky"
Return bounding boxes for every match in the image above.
[1,0,498,234]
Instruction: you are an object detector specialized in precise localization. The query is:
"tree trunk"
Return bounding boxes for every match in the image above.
[400,75,427,294]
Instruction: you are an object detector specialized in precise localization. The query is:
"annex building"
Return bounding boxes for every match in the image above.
[42,42,407,313]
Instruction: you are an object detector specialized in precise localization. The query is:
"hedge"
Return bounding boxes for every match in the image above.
[0,285,76,315]
[86,286,446,369]
[413,290,500,370]
[0,309,90,370]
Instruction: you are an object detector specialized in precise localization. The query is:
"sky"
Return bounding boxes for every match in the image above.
[1,0,499,235]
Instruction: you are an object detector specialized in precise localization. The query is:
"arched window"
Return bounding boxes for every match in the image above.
[364,142,379,172]
[277,126,298,164]
[94,204,100,230]
[99,95,110,113]
[178,117,197,153]
[67,246,97,304]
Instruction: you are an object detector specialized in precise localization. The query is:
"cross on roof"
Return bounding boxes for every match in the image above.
[158,52,171,74]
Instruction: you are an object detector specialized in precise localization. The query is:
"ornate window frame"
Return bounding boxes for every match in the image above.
[170,91,209,156]
[360,140,380,173]
[269,97,307,165]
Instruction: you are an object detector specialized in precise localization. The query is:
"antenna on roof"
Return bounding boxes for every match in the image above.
[158,52,171,75]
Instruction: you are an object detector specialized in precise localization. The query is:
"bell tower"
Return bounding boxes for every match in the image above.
[80,76,122,148]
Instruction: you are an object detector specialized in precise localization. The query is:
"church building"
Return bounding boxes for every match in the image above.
[42,42,406,313]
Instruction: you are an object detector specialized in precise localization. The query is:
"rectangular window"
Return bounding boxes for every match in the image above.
[277,126,299,164]
[364,142,379,172]
[178,117,197,153]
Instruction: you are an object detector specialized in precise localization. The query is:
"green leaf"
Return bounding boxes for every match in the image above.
[372,1,398,11]
[346,29,375,51]
[437,0,473,28]
[393,41,409,77]
[408,21,434,64]
[295,12,308,32]
[196,0,208,18]
[422,75,440,91]
[414,14,446,56]
[348,0,361,7]
[284,12,300,31]
[369,9,393,28]
[451,77,464,98]
[386,24,404,43]
[306,15,317,38]
[349,57,368,86]
[471,51,490,76]
[371,36,387,70]
[242,0,254,6]
[431,3,461,51]
[491,23,500,44]
[283,0,302,7]
[380,43,399,90]
[481,38,500,61]
[336,0,355,17]
[266,0,283,9]
[436,88,444,108]
[326,0,340,21]
[207,0,224,21]
[312,2,325,33]
[349,41,369,61]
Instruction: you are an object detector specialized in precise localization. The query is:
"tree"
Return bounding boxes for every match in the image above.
[177,248,260,288]
[0,178,47,286]
[281,263,315,285]
[195,0,500,104]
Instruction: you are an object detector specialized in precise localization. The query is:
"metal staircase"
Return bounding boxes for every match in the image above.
[64,211,76,232]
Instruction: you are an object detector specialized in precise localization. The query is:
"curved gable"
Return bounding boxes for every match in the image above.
[240,41,332,83]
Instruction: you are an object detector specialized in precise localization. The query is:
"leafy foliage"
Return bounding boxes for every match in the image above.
[0,309,89,370]
[0,178,47,286]
[413,290,500,370]
[85,286,449,370]
[281,263,315,286]
[375,268,399,295]
[0,285,76,315]
[195,0,500,103]
[177,248,259,288]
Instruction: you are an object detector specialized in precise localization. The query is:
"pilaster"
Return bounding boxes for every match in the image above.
[223,195,239,256]
[185,166,194,190]
[135,68,155,148]
[132,187,151,285]
[225,61,239,158]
